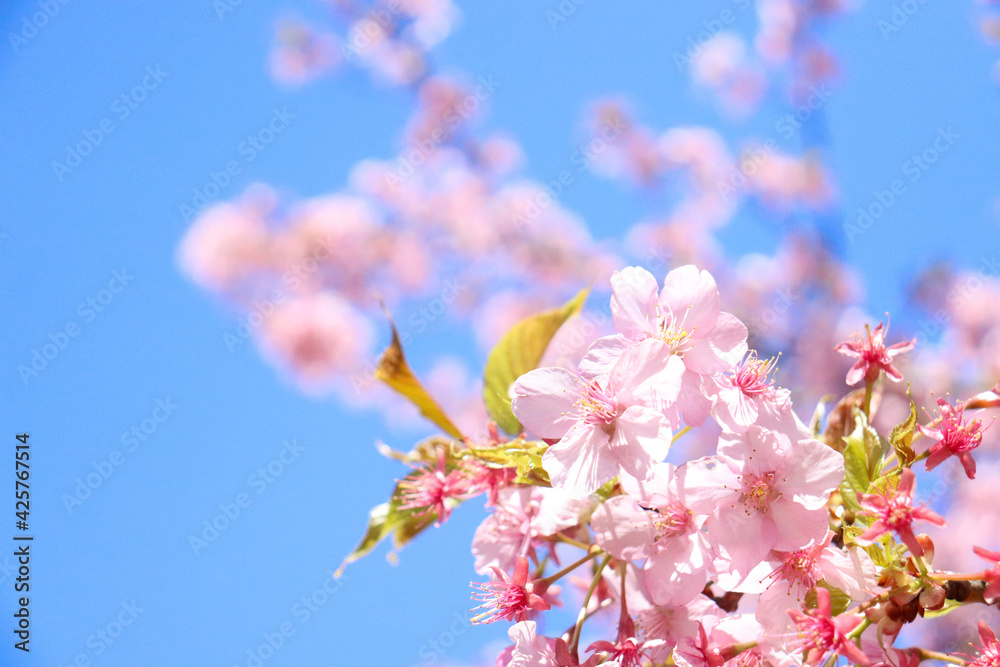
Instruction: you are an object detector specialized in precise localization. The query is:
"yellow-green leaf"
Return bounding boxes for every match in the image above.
[483,288,589,435]
[336,478,450,576]
[839,410,876,514]
[466,439,552,487]
[375,320,463,440]
[335,501,392,577]
[805,582,853,615]
[889,385,918,468]
[506,447,551,487]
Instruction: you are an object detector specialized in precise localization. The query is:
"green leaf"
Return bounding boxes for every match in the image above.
[483,288,589,435]
[335,479,447,576]
[805,582,853,616]
[467,439,552,487]
[375,319,463,440]
[506,447,551,487]
[336,501,392,576]
[921,599,963,620]
[376,435,456,465]
[889,385,918,468]
[839,411,871,515]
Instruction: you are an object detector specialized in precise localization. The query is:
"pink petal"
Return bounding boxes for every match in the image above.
[711,508,776,573]
[683,312,748,375]
[887,338,916,355]
[511,368,580,439]
[779,438,845,510]
[542,422,617,496]
[660,265,721,334]
[845,361,866,386]
[578,335,629,379]
[666,370,712,427]
[678,457,740,514]
[611,267,660,340]
[591,496,659,561]
[643,538,708,607]
[855,520,889,546]
[769,499,830,552]
[611,340,685,409]
[613,405,673,478]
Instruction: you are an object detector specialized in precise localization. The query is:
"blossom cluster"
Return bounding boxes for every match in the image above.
[175,2,1000,660]
[340,264,1000,667]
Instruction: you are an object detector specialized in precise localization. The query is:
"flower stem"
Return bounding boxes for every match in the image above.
[569,554,612,657]
[883,449,930,476]
[863,380,874,419]
[540,548,602,588]
[913,648,968,665]
[927,571,985,582]
[848,617,871,644]
[555,533,592,551]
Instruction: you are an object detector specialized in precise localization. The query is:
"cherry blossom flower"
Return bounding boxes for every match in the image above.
[501,620,559,666]
[590,463,712,607]
[867,645,921,667]
[471,556,550,624]
[587,612,658,667]
[682,412,845,572]
[707,352,790,433]
[834,321,915,386]
[270,20,341,85]
[512,338,684,496]
[178,201,272,290]
[962,621,1000,667]
[398,449,473,525]
[673,614,763,667]
[786,587,869,666]
[974,545,1000,604]
[724,532,875,634]
[472,486,587,574]
[636,595,724,664]
[259,292,374,387]
[919,398,987,479]
[855,468,945,557]
[464,461,517,508]
[581,265,748,427]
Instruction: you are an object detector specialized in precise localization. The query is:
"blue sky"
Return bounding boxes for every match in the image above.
[2,0,1000,664]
